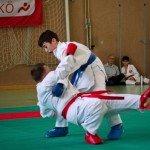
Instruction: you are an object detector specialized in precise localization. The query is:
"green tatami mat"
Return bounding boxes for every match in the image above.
[0,106,39,114]
[1,111,150,150]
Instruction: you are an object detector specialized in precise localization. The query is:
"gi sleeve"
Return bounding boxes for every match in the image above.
[132,65,140,80]
[54,55,76,80]
[37,102,55,118]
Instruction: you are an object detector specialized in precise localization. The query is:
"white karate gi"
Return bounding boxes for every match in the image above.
[52,41,122,128]
[37,71,141,135]
[121,64,150,84]
[53,42,107,91]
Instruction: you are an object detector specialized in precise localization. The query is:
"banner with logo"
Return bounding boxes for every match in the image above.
[0,0,43,27]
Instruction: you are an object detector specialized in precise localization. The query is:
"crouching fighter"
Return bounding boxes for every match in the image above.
[30,63,150,145]
[38,30,123,139]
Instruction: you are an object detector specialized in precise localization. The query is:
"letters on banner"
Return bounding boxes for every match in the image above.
[0,0,43,27]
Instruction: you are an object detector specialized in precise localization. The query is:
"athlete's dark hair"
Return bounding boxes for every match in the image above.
[30,63,46,82]
[122,56,130,61]
[38,30,59,47]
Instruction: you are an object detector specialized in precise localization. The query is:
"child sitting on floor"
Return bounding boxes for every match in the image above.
[121,56,150,85]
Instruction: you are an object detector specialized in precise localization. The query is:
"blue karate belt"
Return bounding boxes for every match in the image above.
[71,53,96,87]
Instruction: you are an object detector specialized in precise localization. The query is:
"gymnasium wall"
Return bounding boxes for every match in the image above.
[147,0,150,78]
[0,0,66,86]
[0,0,149,86]
[69,0,150,78]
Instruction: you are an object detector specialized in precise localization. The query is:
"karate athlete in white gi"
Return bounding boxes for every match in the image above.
[30,63,150,145]
[121,56,150,85]
[38,30,123,139]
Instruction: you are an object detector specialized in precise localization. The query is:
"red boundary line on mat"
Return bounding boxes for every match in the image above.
[0,111,41,120]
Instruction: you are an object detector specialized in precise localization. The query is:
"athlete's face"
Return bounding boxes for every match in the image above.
[108,56,115,65]
[43,65,50,74]
[42,38,58,53]
[122,60,129,66]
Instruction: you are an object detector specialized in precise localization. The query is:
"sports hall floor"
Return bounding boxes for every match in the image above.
[0,85,150,150]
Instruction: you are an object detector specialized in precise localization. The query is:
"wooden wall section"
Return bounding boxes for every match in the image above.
[69,0,150,78]
[147,0,150,78]
[0,0,149,86]
[121,0,144,75]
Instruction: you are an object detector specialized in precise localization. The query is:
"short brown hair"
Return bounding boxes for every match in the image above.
[38,30,59,47]
[30,63,46,82]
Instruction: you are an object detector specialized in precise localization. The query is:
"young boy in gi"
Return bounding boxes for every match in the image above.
[38,30,124,139]
[121,56,150,85]
[30,63,150,145]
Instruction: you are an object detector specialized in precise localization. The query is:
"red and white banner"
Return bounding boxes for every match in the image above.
[0,0,43,27]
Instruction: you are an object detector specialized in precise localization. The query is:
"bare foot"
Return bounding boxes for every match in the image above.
[144,98,150,107]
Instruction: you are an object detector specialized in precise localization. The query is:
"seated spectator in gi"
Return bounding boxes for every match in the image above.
[104,54,125,85]
[121,56,150,85]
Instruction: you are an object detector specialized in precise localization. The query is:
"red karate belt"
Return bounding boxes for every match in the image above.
[62,90,124,119]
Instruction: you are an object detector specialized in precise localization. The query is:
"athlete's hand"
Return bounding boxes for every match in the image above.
[52,83,64,97]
